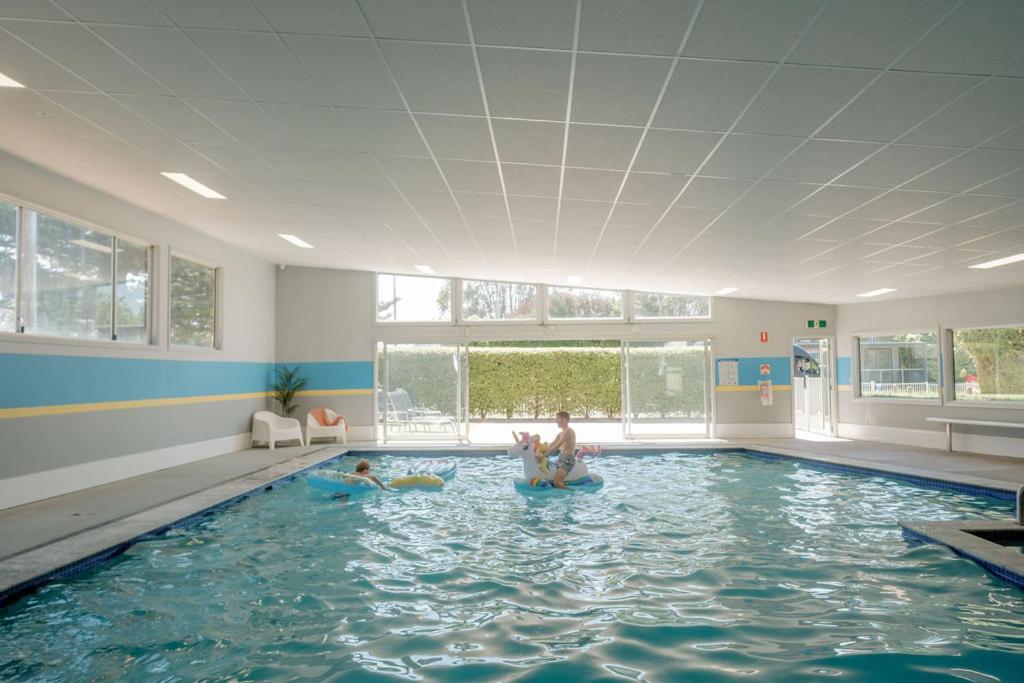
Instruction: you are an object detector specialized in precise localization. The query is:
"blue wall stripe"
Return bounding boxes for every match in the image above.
[276,361,374,392]
[837,356,852,385]
[0,354,375,410]
[715,356,791,386]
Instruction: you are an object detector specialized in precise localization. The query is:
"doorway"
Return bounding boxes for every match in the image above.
[793,336,834,437]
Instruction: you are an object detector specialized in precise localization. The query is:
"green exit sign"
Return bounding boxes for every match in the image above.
[807,320,828,328]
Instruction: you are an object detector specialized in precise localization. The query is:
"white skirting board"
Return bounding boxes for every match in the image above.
[837,422,1024,458]
[0,432,251,512]
[714,423,794,438]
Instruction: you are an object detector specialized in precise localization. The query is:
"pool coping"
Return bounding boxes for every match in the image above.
[1,443,1021,608]
[900,520,1024,590]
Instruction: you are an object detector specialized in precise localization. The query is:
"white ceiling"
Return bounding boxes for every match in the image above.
[1,0,1024,304]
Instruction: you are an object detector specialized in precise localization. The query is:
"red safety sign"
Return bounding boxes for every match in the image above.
[760,363,771,375]
[759,331,768,343]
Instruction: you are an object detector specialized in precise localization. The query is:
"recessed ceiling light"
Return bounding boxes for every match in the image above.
[414,264,435,274]
[968,253,1024,269]
[0,72,25,88]
[278,234,313,249]
[714,287,738,295]
[160,172,225,199]
[70,238,112,254]
[567,275,583,286]
[856,288,897,298]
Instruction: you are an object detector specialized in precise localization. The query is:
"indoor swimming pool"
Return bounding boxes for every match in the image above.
[2,450,1022,682]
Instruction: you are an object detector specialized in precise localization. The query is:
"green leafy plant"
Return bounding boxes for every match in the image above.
[273,365,308,416]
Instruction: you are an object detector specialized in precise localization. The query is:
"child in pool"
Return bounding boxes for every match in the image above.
[348,459,387,490]
[546,410,577,489]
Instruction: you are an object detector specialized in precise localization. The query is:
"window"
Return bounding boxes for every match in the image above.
[857,332,939,399]
[547,286,622,320]
[0,201,16,331]
[952,327,1024,403]
[633,291,710,319]
[462,279,536,321]
[22,212,114,340]
[115,240,150,343]
[376,273,452,323]
[170,254,218,348]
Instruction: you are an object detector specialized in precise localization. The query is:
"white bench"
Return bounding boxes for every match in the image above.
[925,417,1024,452]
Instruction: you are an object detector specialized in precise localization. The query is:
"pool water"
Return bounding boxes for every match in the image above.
[2,451,1023,682]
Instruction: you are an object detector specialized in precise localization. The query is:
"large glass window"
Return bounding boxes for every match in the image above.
[21,212,114,339]
[115,240,149,343]
[624,340,710,437]
[548,286,623,320]
[0,201,16,331]
[170,254,218,348]
[377,342,467,441]
[462,279,536,321]
[376,273,452,323]
[952,327,1024,402]
[857,332,939,399]
[634,291,710,319]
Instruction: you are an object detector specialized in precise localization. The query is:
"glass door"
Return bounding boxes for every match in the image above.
[623,340,711,438]
[793,337,833,436]
[377,342,467,441]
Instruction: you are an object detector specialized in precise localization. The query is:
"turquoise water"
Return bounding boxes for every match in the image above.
[2,451,1023,682]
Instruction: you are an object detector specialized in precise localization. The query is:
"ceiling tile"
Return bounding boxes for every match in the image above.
[55,0,173,25]
[500,163,561,196]
[252,0,370,36]
[904,148,1024,193]
[438,159,502,193]
[559,199,611,224]
[151,0,267,29]
[3,20,170,95]
[789,0,957,68]
[44,91,167,140]
[682,0,824,61]
[0,88,109,138]
[730,180,817,214]
[867,221,945,245]
[660,205,719,232]
[284,36,402,109]
[606,203,665,229]
[509,195,557,222]
[736,65,877,137]
[186,30,326,105]
[911,194,1017,225]
[334,108,428,155]
[492,119,563,164]
[468,0,577,49]
[701,133,802,178]
[901,77,1024,148]
[564,123,642,170]
[187,143,275,177]
[454,191,507,219]
[906,224,997,248]
[676,176,755,209]
[819,72,980,142]
[768,139,883,183]
[478,47,570,120]
[561,168,624,201]
[653,59,774,132]
[187,99,286,144]
[579,0,699,55]
[758,213,829,238]
[380,42,483,115]
[94,25,248,100]
[417,114,494,161]
[254,147,388,184]
[619,172,688,205]
[633,129,720,174]
[571,53,672,126]
[960,202,1024,229]
[974,167,1024,197]
[847,189,951,221]
[834,144,963,188]
[0,1,72,19]
[114,94,233,144]
[361,0,468,41]
[896,0,1024,75]
[789,185,885,216]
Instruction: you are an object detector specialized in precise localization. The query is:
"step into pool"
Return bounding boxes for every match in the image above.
[1,450,1022,681]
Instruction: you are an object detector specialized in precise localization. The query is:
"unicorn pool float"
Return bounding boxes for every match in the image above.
[510,432,604,492]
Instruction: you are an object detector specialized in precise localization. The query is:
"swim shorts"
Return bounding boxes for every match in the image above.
[552,448,576,474]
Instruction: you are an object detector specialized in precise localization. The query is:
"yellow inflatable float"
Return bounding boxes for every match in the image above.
[388,473,445,489]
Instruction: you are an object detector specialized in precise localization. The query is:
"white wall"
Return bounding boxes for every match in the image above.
[836,285,1024,456]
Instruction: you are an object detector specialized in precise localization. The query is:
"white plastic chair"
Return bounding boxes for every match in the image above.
[251,410,304,449]
[306,408,348,444]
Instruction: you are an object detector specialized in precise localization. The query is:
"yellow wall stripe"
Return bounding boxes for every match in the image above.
[0,388,373,420]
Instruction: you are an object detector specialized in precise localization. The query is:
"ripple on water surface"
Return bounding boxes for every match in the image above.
[1,451,1023,682]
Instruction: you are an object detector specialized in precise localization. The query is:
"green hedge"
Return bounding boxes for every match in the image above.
[382,346,706,421]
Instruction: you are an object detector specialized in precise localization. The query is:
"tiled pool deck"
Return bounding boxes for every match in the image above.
[2,436,1023,605]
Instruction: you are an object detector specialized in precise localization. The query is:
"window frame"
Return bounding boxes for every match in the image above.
[945,322,1024,410]
[167,249,222,352]
[852,327,942,405]
[373,271,456,327]
[545,284,626,323]
[0,192,155,347]
[459,277,540,325]
[629,289,714,322]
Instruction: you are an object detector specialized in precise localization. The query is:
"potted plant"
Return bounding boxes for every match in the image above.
[273,365,308,417]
